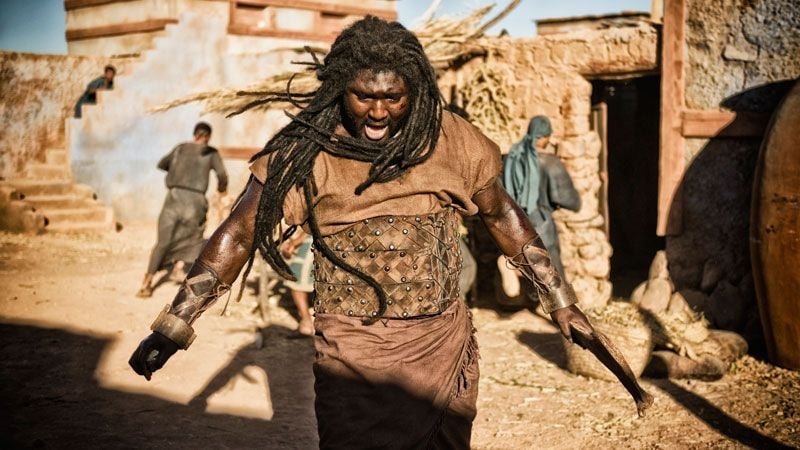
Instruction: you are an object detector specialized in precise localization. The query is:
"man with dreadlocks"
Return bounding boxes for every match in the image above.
[129,16,593,448]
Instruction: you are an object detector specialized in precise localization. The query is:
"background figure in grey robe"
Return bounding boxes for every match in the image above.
[535,147,581,276]
[498,115,580,307]
[136,122,228,298]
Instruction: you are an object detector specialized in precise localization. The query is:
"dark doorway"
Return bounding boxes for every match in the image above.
[591,76,664,297]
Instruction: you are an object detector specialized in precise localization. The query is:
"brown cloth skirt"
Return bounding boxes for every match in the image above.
[313,300,479,449]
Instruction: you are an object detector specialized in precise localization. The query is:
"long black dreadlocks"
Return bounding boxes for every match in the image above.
[235,16,443,320]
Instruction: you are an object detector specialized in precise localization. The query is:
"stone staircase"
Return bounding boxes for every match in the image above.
[0,147,116,234]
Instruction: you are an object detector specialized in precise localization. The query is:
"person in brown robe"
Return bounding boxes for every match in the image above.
[128,17,593,449]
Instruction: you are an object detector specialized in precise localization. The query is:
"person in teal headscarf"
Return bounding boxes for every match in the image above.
[502,115,581,278]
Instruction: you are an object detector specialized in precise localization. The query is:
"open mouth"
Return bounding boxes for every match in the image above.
[364,123,389,141]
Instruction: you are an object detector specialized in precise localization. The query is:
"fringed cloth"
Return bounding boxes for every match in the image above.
[313,299,479,449]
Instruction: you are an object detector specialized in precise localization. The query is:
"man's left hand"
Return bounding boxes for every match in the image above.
[550,304,593,343]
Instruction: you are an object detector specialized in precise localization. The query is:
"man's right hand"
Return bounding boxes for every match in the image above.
[128,332,180,381]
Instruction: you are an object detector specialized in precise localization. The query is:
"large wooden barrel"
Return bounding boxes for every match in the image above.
[750,79,800,371]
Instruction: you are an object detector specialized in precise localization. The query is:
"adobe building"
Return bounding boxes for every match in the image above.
[1,1,798,346]
[438,0,799,346]
[1,0,396,232]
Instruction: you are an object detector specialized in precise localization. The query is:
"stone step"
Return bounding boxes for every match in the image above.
[26,163,71,181]
[24,194,96,210]
[45,149,68,165]
[46,220,114,234]
[3,180,76,197]
[40,206,113,225]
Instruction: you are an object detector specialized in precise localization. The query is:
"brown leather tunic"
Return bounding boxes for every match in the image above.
[249,111,499,448]
[249,111,502,236]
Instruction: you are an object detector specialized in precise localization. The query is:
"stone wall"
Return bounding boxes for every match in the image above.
[0,52,134,180]
[449,22,659,308]
[667,0,800,344]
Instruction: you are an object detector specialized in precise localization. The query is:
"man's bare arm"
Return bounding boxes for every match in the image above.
[167,179,262,324]
[473,179,538,254]
[473,179,591,340]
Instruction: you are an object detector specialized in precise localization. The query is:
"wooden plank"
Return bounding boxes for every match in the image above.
[751,80,800,369]
[681,109,771,138]
[66,19,178,41]
[64,0,137,11]
[219,146,261,160]
[235,0,397,20]
[592,102,610,238]
[657,0,686,236]
[65,0,226,10]
[228,23,337,43]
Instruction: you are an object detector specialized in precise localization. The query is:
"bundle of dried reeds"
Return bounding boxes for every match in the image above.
[151,1,520,129]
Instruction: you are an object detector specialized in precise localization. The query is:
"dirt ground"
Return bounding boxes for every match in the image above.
[0,225,798,449]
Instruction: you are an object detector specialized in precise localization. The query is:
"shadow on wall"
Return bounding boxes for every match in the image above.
[664,80,795,356]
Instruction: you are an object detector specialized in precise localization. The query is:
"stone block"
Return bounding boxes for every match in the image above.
[701,329,748,365]
[577,242,602,259]
[557,138,584,159]
[571,277,606,309]
[723,43,758,62]
[678,288,708,312]
[666,291,692,317]
[707,280,746,330]
[700,258,724,293]
[565,214,605,230]
[648,250,669,281]
[563,113,590,136]
[630,281,647,304]
[566,156,599,178]
[638,278,672,314]
[581,256,610,279]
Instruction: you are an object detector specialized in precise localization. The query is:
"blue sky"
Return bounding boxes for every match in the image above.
[0,0,651,54]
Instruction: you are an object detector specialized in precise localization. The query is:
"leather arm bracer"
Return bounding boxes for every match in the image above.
[507,236,578,314]
[149,261,231,349]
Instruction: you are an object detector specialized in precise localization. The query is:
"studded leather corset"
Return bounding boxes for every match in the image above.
[313,208,462,319]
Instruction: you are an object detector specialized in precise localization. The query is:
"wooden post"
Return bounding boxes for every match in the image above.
[657,0,686,236]
[651,0,663,23]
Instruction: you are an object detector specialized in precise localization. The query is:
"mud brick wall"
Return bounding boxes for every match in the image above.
[0,52,133,179]
[448,22,659,308]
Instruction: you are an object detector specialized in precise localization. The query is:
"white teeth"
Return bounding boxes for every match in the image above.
[365,125,388,140]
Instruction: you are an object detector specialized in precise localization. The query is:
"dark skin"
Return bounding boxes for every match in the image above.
[129,69,592,379]
[342,70,410,142]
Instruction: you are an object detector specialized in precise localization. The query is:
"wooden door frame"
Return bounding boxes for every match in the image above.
[657,0,686,236]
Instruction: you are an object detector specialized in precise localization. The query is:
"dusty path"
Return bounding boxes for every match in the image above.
[0,226,797,449]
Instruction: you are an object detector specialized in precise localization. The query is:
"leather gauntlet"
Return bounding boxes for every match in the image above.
[150,261,230,349]
[507,236,578,314]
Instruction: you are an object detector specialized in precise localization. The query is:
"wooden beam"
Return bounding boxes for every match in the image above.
[657,0,686,236]
[219,146,261,160]
[681,109,771,138]
[235,0,397,20]
[228,23,337,43]
[66,19,177,41]
[64,0,137,11]
[65,0,226,10]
